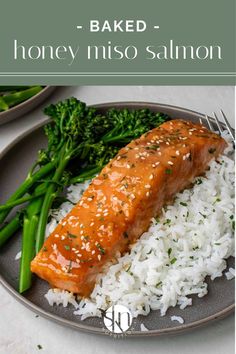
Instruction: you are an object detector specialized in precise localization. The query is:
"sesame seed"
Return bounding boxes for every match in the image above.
[176,150,180,156]
[152,161,160,168]
[90,222,94,226]
[145,184,151,189]
[149,174,154,180]
[98,255,102,261]
[146,191,150,197]
[85,243,90,252]
[168,161,174,165]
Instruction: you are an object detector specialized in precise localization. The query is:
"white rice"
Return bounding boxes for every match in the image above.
[45,133,235,320]
[15,251,21,260]
[225,267,235,280]
[140,323,149,331]
[45,289,79,309]
[170,315,185,324]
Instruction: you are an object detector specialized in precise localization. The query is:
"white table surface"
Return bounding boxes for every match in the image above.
[0,86,235,354]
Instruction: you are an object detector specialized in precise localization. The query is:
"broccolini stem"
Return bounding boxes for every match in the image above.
[35,151,70,253]
[0,97,8,111]
[0,190,46,212]
[3,86,43,108]
[0,86,31,92]
[0,161,55,225]
[69,165,102,184]
[19,195,43,293]
[0,214,21,248]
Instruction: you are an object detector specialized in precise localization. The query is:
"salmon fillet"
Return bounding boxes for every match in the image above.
[31,119,227,296]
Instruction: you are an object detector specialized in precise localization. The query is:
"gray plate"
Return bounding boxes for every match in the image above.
[0,86,56,125]
[0,102,234,337]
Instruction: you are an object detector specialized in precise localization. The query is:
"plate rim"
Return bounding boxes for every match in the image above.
[0,100,234,336]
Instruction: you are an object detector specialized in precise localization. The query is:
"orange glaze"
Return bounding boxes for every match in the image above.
[31,119,227,296]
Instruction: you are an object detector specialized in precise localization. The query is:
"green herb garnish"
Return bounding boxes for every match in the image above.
[96,242,105,255]
[68,233,77,239]
[156,281,162,287]
[196,178,202,185]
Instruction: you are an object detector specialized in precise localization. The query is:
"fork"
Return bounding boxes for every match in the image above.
[199,110,235,143]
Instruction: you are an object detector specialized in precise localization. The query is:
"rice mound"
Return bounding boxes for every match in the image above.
[45,133,235,320]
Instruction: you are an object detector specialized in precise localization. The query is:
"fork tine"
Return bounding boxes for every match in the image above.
[205,115,214,131]
[220,110,235,140]
[213,112,223,133]
[199,117,203,125]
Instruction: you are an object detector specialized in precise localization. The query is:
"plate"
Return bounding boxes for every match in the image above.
[0,86,56,125]
[0,102,234,336]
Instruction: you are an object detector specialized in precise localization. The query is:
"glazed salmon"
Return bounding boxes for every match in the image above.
[31,119,227,296]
